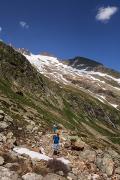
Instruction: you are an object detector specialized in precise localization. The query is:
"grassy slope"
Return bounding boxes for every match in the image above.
[0,41,120,152]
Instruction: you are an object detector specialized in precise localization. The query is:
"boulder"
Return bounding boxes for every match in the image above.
[64,142,71,149]
[0,166,18,180]
[67,172,77,180]
[80,150,96,162]
[0,110,5,121]
[0,115,4,121]
[0,122,8,129]
[6,137,17,149]
[0,156,4,165]
[0,133,6,142]
[96,154,114,176]
[86,162,97,173]
[57,171,64,176]
[115,167,120,175]
[26,124,34,131]
[7,132,14,139]
[71,139,85,151]
[0,110,4,115]
[92,174,100,180]
[4,115,13,122]
[78,172,92,180]
[112,174,120,179]
[22,173,43,180]
[5,162,19,169]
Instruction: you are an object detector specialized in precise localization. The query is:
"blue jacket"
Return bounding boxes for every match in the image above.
[53,135,60,144]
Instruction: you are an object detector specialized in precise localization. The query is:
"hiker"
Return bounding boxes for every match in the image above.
[53,124,58,133]
[53,132,60,155]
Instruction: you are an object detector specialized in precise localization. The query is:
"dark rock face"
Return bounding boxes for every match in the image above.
[67,57,103,70]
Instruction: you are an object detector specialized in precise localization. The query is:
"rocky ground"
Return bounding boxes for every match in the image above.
[0,109,120,180]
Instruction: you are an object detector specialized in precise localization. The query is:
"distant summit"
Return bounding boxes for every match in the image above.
[16,48,31,56]
[40,51,56,57]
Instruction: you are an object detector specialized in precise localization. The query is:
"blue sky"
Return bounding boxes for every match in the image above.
[0,0,120,71]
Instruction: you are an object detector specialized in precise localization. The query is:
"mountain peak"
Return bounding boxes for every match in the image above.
[67,56,103,71]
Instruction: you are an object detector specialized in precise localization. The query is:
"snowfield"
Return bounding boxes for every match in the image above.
[23,53,120,110]
[24,53,120,86]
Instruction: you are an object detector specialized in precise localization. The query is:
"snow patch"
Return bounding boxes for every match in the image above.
[13,147,70,164]
[110,103,118,108]
[89,71,120,84]
[14,147,51,161]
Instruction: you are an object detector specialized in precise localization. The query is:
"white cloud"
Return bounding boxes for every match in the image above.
[96,6,118,23]
[0,27,2,32]
[19,21,29,29]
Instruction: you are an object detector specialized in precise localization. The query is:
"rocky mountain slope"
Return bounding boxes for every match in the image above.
[0,41,120,179]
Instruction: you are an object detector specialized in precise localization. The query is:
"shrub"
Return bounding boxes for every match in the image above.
[70,138,77,145]
[47,158,69,176]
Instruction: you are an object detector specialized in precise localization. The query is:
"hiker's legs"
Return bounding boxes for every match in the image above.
[53,143,60,155]
[54,144,60,155]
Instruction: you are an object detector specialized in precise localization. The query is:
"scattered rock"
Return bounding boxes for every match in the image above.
[4,115,13,122]
[0,133,6,143]
[57,171,64,176]
[0,166,18,180]
[76,161,86,172]
[0,121,8,129]
[112,174,120,180]
[7,132,14,139]
[64,142,71,149]
[43,173,66,180]
[71,139,85,151]
[0,110,5,121]
[26,124,34,131]
[72,168,78,175]
[0,115,4,121]
[77,172,92,180]
[4,162,19,169]
[80,150,96,162]
[115,167,120,175]
[86,162,97,173]
[22,172,43,180]
[0,110,4,115]
[92,174,100,180]
[67,172,77,180]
